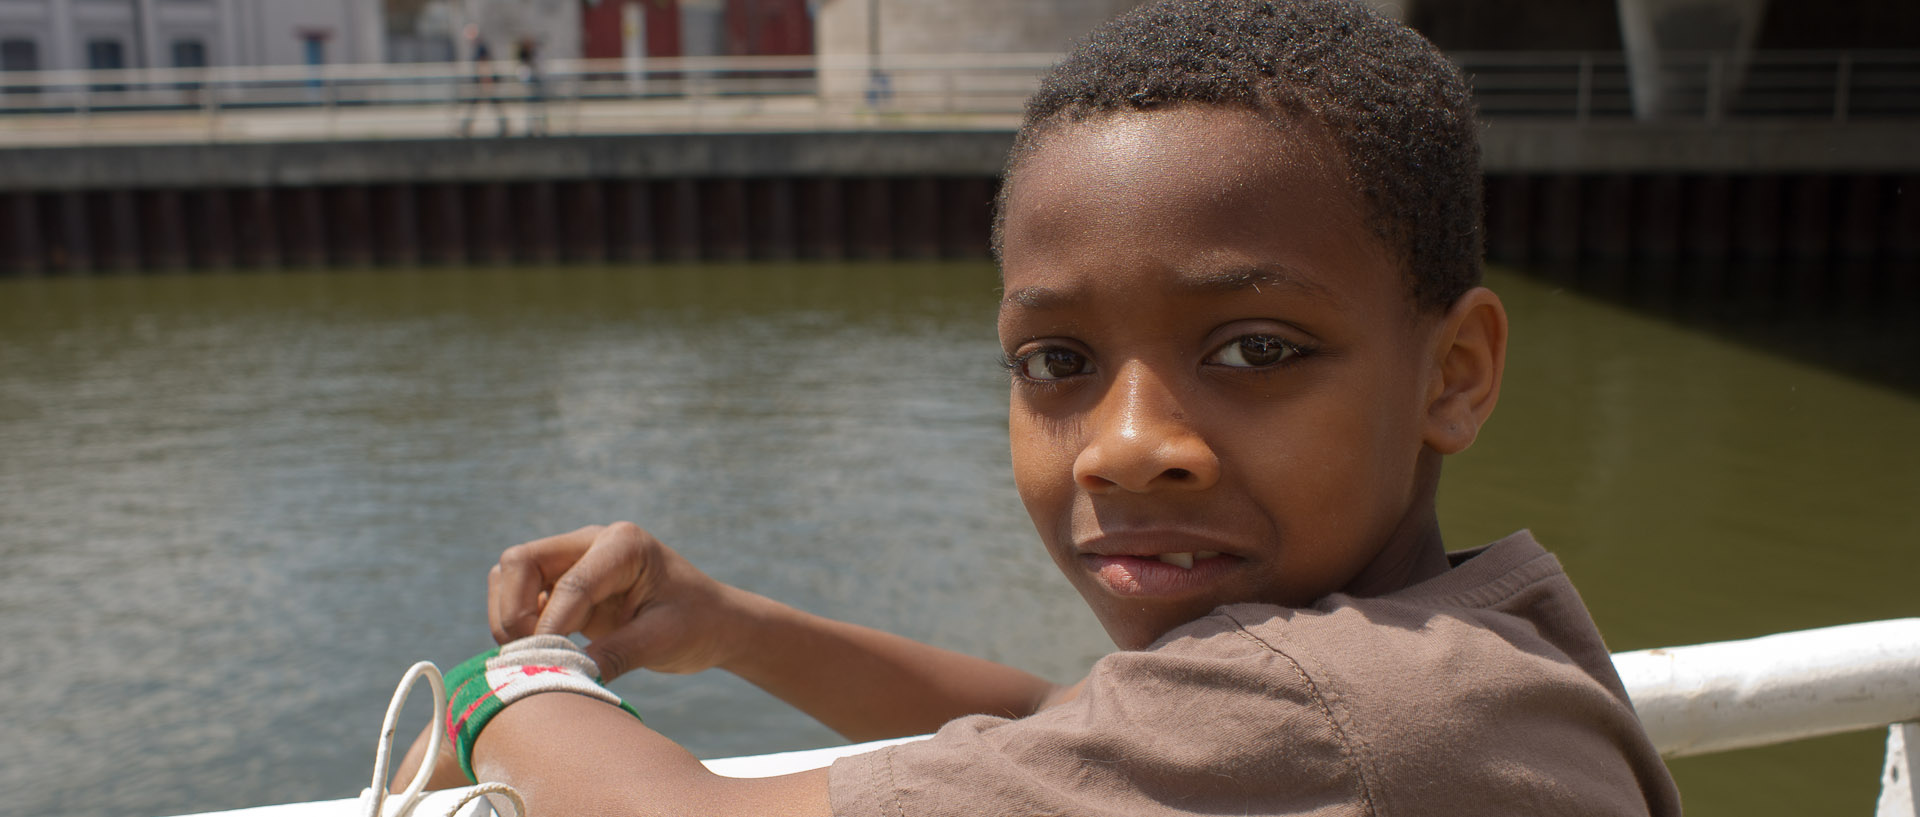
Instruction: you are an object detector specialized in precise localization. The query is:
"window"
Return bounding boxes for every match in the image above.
[86,39,125,70]
[1,38,36,96]
[86,38,126,92]
[170,39,206,91]
[303,33,326,66]
[1,38,37,72]
[171,39,206,68]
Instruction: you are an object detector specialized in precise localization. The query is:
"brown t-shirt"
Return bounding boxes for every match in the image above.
[829,531,1682,816]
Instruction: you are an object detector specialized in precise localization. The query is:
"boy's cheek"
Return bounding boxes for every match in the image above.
[1009,443,1071,517]
[1008,417,1080,528]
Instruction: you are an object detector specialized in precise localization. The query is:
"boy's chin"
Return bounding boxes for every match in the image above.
[1094,604,1215,651]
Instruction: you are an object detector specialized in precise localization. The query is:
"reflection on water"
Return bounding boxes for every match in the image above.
[0,264,1914,817]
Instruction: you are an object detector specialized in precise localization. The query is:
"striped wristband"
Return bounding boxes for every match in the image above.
[443,634,643,782]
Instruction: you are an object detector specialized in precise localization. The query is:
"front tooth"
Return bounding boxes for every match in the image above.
[1156,552,1195,569]
[1195,551,1220,560]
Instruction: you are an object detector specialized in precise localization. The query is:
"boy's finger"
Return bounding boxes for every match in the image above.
[487,564,517,643]
[534,525,645,637]
[578,614,667,682]
[489,526,602,642]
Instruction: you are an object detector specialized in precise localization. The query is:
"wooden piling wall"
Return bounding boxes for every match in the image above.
[1484,172,1917,308]
[0,170,1913,315]
[0,176,1001,274]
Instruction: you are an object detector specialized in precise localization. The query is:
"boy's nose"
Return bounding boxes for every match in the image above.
[1072,365,1220,494]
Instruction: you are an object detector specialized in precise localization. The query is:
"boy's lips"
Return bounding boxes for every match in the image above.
[1074,532,1247,598]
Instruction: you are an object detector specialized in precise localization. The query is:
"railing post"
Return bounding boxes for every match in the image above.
[1878,722,1920,817]
[1835,52,1853,124]
[203,74,218,142]
[74,74,89,135]
[326,73,338,140]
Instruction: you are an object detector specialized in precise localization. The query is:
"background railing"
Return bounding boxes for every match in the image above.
[0,50,1912,143]
[0,53,1047,119]
[1463,50,1920,122]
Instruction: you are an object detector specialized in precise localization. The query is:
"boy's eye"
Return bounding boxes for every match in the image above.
[1208,335,1301,368]
[1016,349,1093,381]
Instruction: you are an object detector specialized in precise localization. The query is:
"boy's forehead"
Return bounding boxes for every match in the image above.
[996,106,1406,322]
[1013,108,1342,209]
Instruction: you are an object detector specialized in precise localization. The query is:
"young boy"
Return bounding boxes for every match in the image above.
[398,0,1682,813]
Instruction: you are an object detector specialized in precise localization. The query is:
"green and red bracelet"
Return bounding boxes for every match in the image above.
[442,634,643,782]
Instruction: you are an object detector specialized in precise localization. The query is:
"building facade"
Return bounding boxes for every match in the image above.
[0,0,384,71]
[580,0,813,60]
[458,0,580,63]
[813,0,1136,58]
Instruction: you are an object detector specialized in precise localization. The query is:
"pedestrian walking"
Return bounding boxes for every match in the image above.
[517,38,546,136]
[457,24,507,137]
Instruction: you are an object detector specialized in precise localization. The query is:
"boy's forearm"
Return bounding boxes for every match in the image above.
[721,591,1071,742]
[473,692,831,817]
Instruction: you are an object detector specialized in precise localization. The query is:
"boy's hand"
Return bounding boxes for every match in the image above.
[487,521,1074,743]
[488,522,749,682]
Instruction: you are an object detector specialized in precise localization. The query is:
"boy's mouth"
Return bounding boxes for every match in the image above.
[1148,551,1220,569]
[1080,551,1239,598]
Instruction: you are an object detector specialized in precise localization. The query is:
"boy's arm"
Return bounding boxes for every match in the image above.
[720,592,1074,739]
[492,522,1074,740]
[468,692,834,817]
[393,523,1084,804]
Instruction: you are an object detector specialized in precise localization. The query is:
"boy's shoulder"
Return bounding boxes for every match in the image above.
[830,531,1682,817]
[1150,530,1612,682]
[1227,529,1619,682]
[1137,531,1679,813]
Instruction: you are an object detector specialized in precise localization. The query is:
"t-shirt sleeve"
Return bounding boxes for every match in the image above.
[827,615,1372,817]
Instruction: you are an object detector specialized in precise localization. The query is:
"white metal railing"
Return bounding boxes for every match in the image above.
[1618,620,1920,816]
[780,621,1920,813]
[0,50,1912,142]
[158,618,1920,817]
[1611,620,1920,815]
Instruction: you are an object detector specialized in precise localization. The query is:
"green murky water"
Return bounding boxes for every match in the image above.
[1,263,1914,816]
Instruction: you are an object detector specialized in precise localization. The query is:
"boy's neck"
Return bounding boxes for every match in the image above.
[1343,463,1452,598]
[1345,519,1450,598]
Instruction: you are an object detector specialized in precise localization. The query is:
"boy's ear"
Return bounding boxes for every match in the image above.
[1422,287,1508,455]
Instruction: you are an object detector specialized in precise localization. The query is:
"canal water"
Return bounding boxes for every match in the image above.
[1,263,1914,817]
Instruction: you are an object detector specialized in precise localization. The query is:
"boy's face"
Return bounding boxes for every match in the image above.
[998,106,1447,649]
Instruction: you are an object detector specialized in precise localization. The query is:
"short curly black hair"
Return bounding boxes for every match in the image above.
[994,0,1483,312]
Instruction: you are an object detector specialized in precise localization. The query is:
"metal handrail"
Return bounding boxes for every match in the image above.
[148,618,1920,817]
[0,50,1913,143]
[715,620,1920,813]
[1458,49,1920,121]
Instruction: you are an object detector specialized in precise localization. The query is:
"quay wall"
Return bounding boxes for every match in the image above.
[0,125,1915,306]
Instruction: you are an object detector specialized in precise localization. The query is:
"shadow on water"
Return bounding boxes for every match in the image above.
[1516,257,1920,396]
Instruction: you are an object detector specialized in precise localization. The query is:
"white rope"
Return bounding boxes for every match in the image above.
[357,661,526,817]
[407,781,528,817]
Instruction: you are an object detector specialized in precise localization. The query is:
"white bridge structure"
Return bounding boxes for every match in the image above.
[169,618,1920,817]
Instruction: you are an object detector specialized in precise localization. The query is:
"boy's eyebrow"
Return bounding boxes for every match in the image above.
[1002,265,1333,310]
[1188,266,1333,299]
